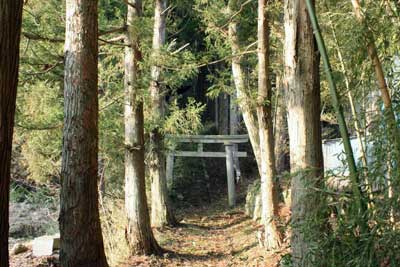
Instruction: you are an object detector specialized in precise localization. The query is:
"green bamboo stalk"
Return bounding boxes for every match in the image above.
[304,0,366,215]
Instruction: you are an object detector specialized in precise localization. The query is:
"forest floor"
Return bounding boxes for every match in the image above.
[10,202,289,267]
[9,173,289,267]
[121,198,290,267]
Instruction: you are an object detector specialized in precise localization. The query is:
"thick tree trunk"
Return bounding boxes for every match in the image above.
[0,1,23,266]
[124,0,162,255]
[60,1,108,266]
[149,0,177,228]
[257,0,282,250]
[284,0,323,265]
[228,0,262,175]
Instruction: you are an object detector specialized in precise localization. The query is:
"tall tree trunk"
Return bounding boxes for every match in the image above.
[230,93,239,136]
[150,0,177,228]
[217,93,230,134]
[230,88,242,181]
[60,1,108,266]
[274,76,289,205]
[124,0,162,255]
[350,0,400,161]
[274,76,290,176]
[228,0,262,175]
[257,0,281,249]
[284,0,324,265]
[0,1,23,266]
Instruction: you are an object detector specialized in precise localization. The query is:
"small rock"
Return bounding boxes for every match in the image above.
[10,243,29,255]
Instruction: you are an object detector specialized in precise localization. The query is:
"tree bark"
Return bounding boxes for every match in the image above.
[228,0,262,175]
[217,93,230,135]
[0,1,23,266]
[149,0,177,228]
[257,0,282,250]
[274,76,290,176]
[284,0,323,265]
[229,87,242,181]
[124,0,162,255]
[60,1,108,266]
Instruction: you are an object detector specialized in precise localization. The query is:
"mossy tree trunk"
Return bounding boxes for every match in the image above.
[60,0,108,266]
[0,1,23,266]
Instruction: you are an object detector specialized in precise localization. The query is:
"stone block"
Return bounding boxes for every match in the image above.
[32,234,60,257]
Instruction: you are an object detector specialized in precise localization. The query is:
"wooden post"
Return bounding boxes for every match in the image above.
[166,153,174,188]
[232,147,241,182]
[215,98,219,130]
[229,93,239,135]
[225,144,236,207]
[229,94,241,182]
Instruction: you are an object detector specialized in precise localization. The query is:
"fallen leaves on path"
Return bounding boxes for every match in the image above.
[123,205,287,267]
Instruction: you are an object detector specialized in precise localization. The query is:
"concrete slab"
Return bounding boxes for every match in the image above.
[32,234,60,257]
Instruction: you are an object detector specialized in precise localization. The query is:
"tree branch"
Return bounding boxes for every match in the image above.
[164,49,257,71]
[21,61,62,76]
[23,26,126,43]
[22,32,64,43]
[123,0,136,9]
[99,26,127,36]
[99,36,128,47]
[16,123,62,131]
[220,0,255,29]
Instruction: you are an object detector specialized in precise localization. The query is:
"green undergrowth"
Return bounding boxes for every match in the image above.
[10,180,59,207]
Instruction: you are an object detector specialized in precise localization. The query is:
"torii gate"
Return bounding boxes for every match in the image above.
[166,134,249,207]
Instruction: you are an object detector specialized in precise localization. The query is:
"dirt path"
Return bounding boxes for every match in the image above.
[125,205,285,267]
[10,202,287,267]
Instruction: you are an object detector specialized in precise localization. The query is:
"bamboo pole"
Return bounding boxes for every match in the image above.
[304,0,366,216]
[324,7,374,207]
[326,12,368,169]
[350,0,400,198]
